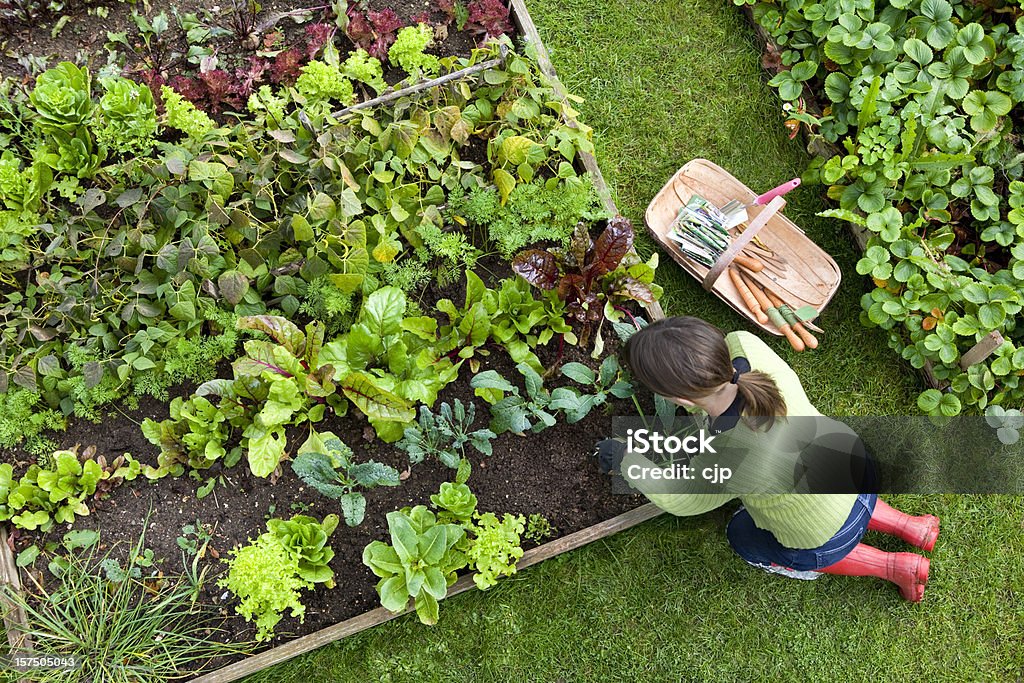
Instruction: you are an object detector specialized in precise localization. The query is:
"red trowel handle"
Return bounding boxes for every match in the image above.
[754,178,801,206]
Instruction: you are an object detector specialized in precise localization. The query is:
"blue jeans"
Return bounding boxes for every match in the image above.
[726,494,878,571]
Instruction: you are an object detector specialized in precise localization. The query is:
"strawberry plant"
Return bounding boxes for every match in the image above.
[748,0,1024,414]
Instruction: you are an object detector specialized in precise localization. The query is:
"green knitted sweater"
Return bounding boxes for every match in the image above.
[622,330,857,549]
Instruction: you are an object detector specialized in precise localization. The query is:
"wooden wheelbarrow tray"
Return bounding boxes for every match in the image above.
[645,159,841,336]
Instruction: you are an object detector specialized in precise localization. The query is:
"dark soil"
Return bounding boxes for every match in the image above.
[3,248,648,673]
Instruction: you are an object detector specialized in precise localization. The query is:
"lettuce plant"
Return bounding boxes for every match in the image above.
[0,151,51,213]
[342,49,387,95]
[141,395,239,478]
[291,430,400,526]
[465,511,525,590]
[265,513,339,586]
[161,85,217,139]
[96,76,159,157]
[431,481,478,524]
[362,505,467,625]
[220,513,338,641]
[0,210,38,273]
[295,61,356,105]
[29,62,93,135]
[388,24,440,79]
[219,535,308,641]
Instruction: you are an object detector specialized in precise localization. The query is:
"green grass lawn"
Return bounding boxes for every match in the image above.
[244,0,1024,679]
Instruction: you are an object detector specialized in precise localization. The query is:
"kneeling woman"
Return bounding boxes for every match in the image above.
[621,316,938,601]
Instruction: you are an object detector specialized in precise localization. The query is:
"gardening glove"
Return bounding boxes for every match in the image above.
[595,437,627,475]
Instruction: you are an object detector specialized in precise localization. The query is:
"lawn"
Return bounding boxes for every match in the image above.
[245,0,1024,680]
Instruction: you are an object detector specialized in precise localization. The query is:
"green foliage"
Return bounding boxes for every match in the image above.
[343,48,387,95]
[362,505,467,625]
[141,395,239,478]
[0,209,38,273]
[549,356,634,423]
[524,513,556,543]
[0,41,601,436]
[296,61,356,105]
[95,76,159,157]
[388,24,441,78]
[265,513,340,585]
[221,513,338,641]
[398,399,496,468]
[320,286,461,441]
[753,0,1024,413]
[0,446,139,531]
[30,62,92,135]
[5,530,249,681]
[291,430,401,526]
[431,480,478,525]
[448,176,608,259]
[161,85,216,139]
[470,363,558,434]
[513,217,662,349]
[465,511,525,590]
[219,534,309,642]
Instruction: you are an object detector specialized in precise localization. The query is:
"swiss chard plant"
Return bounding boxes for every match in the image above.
[513,217,661,350]
[0,447,140,531]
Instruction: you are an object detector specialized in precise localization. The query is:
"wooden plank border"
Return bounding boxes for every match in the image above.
[189,504,663,683]
[0,524,32,683]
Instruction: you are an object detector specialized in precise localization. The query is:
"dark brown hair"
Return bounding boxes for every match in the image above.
[623,317,786,428]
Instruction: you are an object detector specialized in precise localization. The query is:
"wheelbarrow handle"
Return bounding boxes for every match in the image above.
[754,178,801,206]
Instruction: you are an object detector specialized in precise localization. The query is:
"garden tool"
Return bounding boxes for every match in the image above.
[728,267,768,325]
[738,271,804,352]
[719,178,802,229]
[765,290,818,350]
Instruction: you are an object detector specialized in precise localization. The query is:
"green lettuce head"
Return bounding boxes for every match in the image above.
[96,76,158,156]
[30,62,93,135]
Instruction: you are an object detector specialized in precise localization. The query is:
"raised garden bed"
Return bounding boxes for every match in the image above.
[735,0,1024,413]
[0,0,669,680]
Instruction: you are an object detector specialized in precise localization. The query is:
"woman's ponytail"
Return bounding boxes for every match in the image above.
[735,371,786,430]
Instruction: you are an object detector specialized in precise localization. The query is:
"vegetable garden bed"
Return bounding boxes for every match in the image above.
[0,0,669,680]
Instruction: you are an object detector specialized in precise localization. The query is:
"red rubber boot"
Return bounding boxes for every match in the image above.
[820,543,930,602]
[868,498,940,552]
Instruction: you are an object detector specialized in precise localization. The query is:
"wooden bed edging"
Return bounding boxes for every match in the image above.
[188,503,664,683]
[0,525,31,683]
